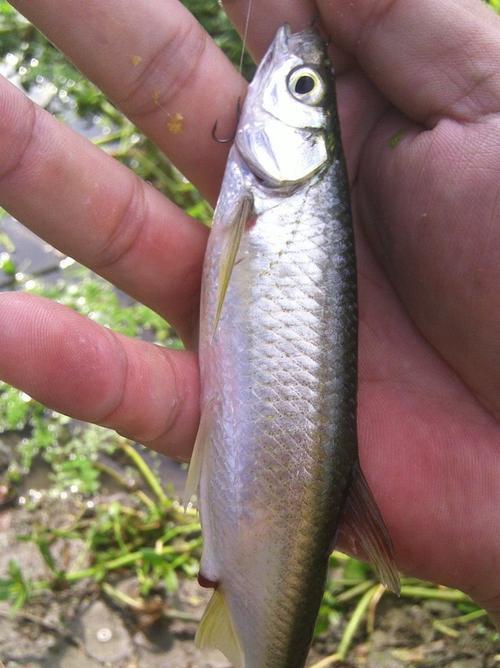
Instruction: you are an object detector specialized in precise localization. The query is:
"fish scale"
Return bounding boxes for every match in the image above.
[189,24,398,668]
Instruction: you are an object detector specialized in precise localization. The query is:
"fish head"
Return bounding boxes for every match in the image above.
[236,25,333,189]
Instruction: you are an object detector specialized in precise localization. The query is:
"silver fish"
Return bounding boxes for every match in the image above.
[186,24,399,668]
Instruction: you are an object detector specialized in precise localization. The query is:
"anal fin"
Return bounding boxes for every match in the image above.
[343,463,400,594]
[196,589,244,668]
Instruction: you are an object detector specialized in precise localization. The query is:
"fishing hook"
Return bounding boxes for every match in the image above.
[212,97,242,144]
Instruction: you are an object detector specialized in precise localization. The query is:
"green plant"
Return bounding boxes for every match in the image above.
[311,553,496,665]
[0,443,201,610]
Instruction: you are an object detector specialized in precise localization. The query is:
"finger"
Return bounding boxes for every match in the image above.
[0,292,199,460]
[11,0,247,204]
[318,0,500,124]
[0,75,207,346]
[335,71,388,182]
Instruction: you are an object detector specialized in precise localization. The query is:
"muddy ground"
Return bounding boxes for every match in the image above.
[0,494,498,668]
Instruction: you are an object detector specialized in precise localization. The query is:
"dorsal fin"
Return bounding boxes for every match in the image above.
[343,463,400,594]
[196,589,244,667]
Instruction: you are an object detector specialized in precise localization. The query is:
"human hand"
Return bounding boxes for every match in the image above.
[0,0,499,625]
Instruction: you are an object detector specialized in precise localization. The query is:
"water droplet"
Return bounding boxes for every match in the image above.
[5,53,19,66]
[59,257,75,269]
[96,627,113,642]
[30,58,39,67]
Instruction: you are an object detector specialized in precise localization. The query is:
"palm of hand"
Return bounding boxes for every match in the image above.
[0,0,498,620]
[326,7,500,611]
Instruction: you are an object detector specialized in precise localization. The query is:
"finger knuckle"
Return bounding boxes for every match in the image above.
[0,90,38,185]
[116,19,208,120]
[91,176,146,272]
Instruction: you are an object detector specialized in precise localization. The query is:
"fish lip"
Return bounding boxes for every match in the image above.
[277,23,291,47]
[246,25,289,94]
[264,24,290,66]
[256,23,323,82]
[274,23,322,50]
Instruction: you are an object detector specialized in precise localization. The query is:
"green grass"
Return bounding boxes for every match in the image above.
[0,441,202,611]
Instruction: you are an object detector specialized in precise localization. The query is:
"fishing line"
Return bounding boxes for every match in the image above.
[239,0,253,74]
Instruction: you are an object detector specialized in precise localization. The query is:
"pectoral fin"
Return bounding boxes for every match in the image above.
[214,193,254,334]
[183,399,215,508]
[196,589,243,668]
[343,463,400,594]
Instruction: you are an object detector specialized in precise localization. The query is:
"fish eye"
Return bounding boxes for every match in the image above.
[287,66,326,106]
[295,75,315,95]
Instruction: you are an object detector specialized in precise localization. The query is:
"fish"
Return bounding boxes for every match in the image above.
[185,24,399,668]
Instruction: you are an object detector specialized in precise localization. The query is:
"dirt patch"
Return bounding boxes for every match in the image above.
[0,490,498,667]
